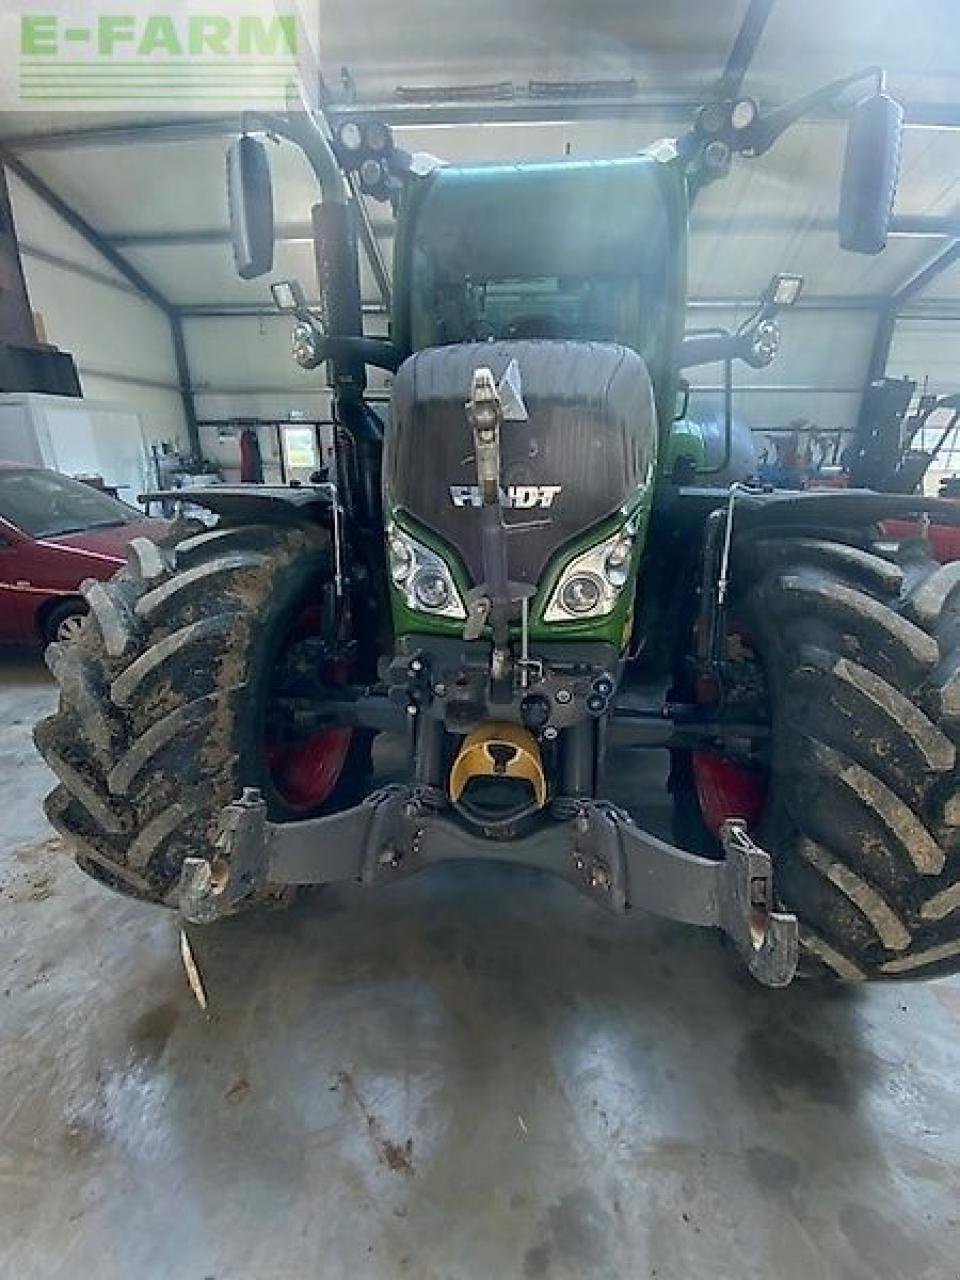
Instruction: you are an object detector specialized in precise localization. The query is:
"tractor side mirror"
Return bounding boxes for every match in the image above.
[227,135,275,280]
[674,379,690,421]
[839,91,903,255]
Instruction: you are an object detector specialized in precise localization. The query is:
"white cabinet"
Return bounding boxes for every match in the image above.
[0,393,152,509]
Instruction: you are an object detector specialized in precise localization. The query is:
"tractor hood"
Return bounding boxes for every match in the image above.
[385,339,657,587]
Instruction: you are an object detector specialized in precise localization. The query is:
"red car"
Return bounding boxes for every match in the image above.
[0,463,167,646]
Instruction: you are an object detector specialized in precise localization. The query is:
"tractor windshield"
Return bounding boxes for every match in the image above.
[399,152,685,394]
[425,274,648,345]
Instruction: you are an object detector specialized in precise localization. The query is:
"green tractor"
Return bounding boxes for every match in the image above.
[35,72,960,985]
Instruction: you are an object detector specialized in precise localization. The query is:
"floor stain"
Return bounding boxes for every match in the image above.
[744,1146,802,1195]
[12,835,63,863]
[380,1138,414,1174]
[335,1070,415,1176]
[523,1241,552,1277]
[1,837,62,903]
[224,1077,251,1105]
[839,1202,930,1280]
[26,874,54,902]
[737,1023,863,1109]
[524,1188,614,1277]
[23,960,54,991]
[129,1000,180,1063]
[60,1114,105,1160]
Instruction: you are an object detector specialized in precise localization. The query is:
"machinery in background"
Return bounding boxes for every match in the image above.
[837,377,960,496]
[864,387,960,561]
[755,419,845,489]
[749,381,960,502]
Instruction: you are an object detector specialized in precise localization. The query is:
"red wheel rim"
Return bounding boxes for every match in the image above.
[266,728,353,811]
[264,606,355,812]
[691,751,767,837]
[690,624,768,837]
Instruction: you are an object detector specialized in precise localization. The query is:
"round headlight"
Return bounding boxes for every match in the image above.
[731,97,758,131]
[359,157,385,191]
[703,139,731,174]
[750,319,781,367]
[338,121,364,153]
[388,534,413,585]
[603,537,633,588]
[560,573,603,616]
[366,120,391,154]
[413,568,451,611]
[291,321,320,368]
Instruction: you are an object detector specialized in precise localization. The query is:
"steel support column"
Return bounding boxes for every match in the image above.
[169,313,200,457]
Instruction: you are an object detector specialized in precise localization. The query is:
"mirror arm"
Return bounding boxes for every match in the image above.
[735,303,765,336]
[241,106,347,206]
[678,332,744,370]
[311,335,401,373]
[739,65,884,156]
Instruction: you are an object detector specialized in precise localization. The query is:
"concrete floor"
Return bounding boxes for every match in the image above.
[2,649,960,1279]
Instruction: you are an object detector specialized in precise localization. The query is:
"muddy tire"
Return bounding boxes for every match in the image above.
[675,536,960,981]
[34,522,371,907]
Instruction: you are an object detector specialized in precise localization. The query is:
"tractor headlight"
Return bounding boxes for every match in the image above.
[387,523,466,620]
[544,525,636,623]
[560,573,603,615]
[292,321,321,368]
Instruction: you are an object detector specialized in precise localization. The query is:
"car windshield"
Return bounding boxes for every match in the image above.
[0,469,137,538]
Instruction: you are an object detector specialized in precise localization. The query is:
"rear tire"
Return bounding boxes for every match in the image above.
[674,535,960,981]
[34,522,371,907]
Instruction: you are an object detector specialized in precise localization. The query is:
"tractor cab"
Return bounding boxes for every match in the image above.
[393,154,687,433]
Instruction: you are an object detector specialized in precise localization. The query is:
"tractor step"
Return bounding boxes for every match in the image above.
[179,788,798,988]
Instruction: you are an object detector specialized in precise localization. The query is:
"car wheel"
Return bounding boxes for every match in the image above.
[42,600,88,647]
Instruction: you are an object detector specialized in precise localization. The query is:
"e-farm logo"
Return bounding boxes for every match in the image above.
[8,3,302,108]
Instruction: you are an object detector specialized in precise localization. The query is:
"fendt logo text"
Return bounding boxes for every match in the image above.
[450,486,563,510]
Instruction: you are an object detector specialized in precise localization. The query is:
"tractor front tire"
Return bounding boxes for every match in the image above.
[678,536,960,981]
[34,522,370,907]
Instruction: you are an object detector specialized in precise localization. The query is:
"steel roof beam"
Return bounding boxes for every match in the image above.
[0,147,171,312]
[892,238,960,307]
[99,215,960,250]
[0,149,203,451]
[4,97,959,149]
